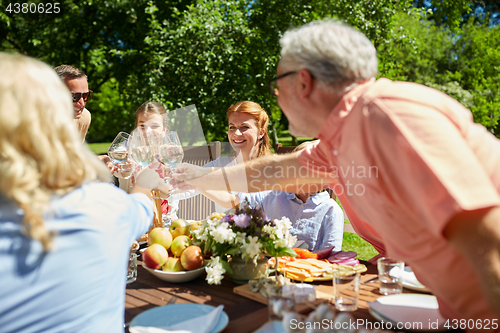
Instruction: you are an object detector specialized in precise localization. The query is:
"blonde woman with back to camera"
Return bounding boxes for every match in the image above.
[0,53,155,332]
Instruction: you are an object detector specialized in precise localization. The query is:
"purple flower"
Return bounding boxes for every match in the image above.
[233,214,251,228]
[220,215,233,224]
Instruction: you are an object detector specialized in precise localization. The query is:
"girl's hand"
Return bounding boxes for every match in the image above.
[135,168,167,191]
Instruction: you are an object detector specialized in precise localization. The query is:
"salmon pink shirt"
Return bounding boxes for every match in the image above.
[298,78,500,322]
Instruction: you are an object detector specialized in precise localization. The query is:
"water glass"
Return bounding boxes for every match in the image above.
[127,253,137,284]
[377,257,404,295]
[332,271,360,311]
[108,132,134,179]
[266,283,295,321]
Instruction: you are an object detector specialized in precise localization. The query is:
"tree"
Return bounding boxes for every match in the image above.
[378,8,500,133]
[2,0,498,141]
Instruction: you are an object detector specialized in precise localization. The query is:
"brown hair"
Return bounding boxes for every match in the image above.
[134,101,167,129]
[226,101,271,157]
[54,64,86,81]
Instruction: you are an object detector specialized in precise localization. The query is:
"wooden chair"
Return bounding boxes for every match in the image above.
[274,143,297,155]
[176,141,221,221]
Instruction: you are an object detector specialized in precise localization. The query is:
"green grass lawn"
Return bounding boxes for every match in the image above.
[342,232,378,261]
[88,142,111,155]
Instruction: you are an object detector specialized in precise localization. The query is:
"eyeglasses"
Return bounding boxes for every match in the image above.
[71,90,93,103]
[267,71,297,96]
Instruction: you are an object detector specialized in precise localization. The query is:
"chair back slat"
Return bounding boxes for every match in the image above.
[274,143,297,155]
[177,142,221,221]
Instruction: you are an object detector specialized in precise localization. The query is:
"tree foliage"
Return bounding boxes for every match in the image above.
[1,0,499,141]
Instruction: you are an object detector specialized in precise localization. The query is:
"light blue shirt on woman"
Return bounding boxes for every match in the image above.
[238,190,344,251]
[0,182,153,333]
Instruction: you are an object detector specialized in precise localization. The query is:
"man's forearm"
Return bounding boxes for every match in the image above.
[228,153,327,192]
[176,153,331,193]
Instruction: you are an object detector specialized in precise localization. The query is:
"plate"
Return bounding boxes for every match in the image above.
[368,294,449,331]
[403,267,431,293]
[130,304,228,333]
[142,262,206,283]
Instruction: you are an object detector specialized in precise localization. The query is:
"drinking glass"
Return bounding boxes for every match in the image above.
[332,271,360,311]
[127,253,137,284]
[108,132,134,179]
[377,257,404,295]
[266,283,295,321]
[156,131,184,181]
[129,128,157,168]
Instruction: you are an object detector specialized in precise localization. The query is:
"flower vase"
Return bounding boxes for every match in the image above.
[228,256,269,284]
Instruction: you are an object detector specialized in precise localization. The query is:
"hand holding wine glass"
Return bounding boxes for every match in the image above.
[129,127,157,168]
[157,131,184,182]
[108,132,134,179]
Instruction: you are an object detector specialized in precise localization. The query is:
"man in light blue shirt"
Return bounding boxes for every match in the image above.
[238,190,344,251]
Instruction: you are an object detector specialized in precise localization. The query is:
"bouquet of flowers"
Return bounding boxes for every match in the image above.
[191,202,298,284]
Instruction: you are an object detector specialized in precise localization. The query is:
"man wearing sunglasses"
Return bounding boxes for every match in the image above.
[54,64,92,142]
[174,20,500,325]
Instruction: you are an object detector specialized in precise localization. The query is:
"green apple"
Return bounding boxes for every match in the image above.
[143,244,169,269]
[170,235,190,257]
[162,257,185,272]
[148,227,173,250]
[169,219,190,239]
[180,245,204,271]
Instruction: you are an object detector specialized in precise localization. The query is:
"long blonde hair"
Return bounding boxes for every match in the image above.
[0,53,110,251]
[226,101,271,157]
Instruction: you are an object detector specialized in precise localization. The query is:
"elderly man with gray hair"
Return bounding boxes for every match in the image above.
[174,20,500,324]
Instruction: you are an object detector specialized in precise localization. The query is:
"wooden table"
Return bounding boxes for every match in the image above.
[125,259,463,333]
[125,259,268,333]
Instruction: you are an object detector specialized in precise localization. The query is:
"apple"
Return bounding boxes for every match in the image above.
[143,243,169,269]
[169,219,190,239]
[148,227,173,250]
[189,220,202,231]
[162,257,185,272]
[180,245,204,271]
[170,235,190,257]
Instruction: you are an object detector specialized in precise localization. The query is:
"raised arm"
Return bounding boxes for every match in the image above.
[173,152,330,193]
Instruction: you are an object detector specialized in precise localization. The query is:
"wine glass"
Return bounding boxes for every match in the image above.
[156,131,184,182]
[108,132,134,179]
[129,127,157,168]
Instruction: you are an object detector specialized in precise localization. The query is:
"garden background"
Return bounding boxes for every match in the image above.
[2,0,499,259]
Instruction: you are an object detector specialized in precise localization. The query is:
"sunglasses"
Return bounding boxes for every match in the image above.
[71,90,93,103]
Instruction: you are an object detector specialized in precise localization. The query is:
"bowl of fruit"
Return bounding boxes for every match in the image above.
[141,219,206,283]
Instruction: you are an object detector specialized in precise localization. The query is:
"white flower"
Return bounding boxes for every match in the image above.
[262,224,274,235]
[234,232,247,245]
[286,234,298,248]
[195,226,210,242]
[211,222,236,243]
[241,236,262,258]
[205,256,226,285]
[206,217,219,229]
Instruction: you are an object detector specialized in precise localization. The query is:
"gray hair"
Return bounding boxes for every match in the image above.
[279,20,378,91]
[54,64,87,81]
